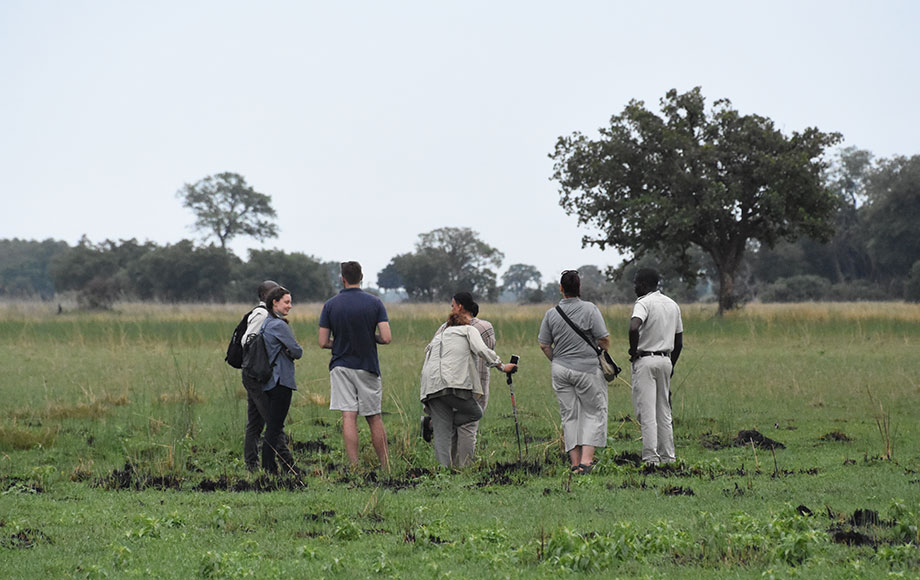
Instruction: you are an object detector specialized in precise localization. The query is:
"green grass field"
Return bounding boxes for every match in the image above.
[1,301,918,578]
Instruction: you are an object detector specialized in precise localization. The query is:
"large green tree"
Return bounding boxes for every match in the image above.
[234,249,334,303]
[501,263,543,299]
[862,155,920,283]
[176,172,279,249]
[377,227,503,301]
[135,241,238,302]
[550,87,841,314]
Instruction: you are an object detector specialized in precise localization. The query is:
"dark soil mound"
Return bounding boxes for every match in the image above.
[2,527,53,550]
[733,430,785,449]
[849,508,882,527]
[93,463,182,491]
[661,484,694,496]
[405,467,432,479]
[196,474,307,492]
[700,431,729,450]
[474,460,545,487]
[612,451,642,467]
[832,529,874,546]
[292,439,331,454]
[820,430,852,442]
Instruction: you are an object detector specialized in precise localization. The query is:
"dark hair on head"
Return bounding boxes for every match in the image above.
[446,312,470,327]
[341,261,363,285]
[265,286,291,320]
[560,269,580,297]
[257,280,280,301]
[452,291,478,316]
[635,268,660,289]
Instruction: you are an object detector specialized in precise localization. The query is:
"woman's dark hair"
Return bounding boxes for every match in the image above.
[560,270,580,297]
[265,286,291,321]
[446,312,470,327]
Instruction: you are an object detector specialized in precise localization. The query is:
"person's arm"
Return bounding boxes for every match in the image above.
[539,343,554,361]
[671,332,682,368]
[628,317,642,362]
[376,321,391,345]
[318,326,333,349]
[275,321,303,360]
[468,328,515,372]
[597,336,611,352]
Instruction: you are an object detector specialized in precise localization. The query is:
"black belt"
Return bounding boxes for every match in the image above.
[638,351,670,358]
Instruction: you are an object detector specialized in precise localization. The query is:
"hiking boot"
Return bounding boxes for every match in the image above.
[420,415,433,442]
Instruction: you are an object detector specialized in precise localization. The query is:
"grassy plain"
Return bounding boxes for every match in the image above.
[0,301,918,578]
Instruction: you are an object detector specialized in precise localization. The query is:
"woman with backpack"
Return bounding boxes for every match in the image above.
[260,285,303,474]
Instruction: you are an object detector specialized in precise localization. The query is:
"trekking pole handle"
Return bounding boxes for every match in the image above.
[506,354,520,384]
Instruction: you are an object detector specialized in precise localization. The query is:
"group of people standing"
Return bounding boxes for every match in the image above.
[240,261,391,474]
[237,262,682,476]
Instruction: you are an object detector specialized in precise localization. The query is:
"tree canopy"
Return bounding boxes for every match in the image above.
[377,227,503,301]
[176,172,279,249]
[550,87,841,314]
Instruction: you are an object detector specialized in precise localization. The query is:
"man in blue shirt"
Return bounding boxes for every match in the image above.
[319,261,391,471]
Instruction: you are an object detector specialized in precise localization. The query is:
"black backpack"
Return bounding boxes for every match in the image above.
[241,327,281,384]
[225,307,258,369]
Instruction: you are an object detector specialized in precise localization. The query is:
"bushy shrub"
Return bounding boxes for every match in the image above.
[827,280,891,301]
[758,275,831,302]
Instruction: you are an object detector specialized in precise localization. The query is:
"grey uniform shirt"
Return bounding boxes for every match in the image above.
[538,297,610,374]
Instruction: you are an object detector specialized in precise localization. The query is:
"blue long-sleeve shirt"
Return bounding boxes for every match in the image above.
[262,316,303,391]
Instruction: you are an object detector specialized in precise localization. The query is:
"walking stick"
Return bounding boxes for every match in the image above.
[506,355,523,462]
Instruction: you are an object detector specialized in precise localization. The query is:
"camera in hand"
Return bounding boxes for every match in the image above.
[508,354,520,373]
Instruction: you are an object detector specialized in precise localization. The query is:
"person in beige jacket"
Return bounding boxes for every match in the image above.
[420,312,517,468]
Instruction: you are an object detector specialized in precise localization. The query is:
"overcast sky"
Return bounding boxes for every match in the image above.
[2,1,917,290]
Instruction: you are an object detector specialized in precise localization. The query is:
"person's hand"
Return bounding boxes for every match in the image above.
[502,363,518,374]
[628,349,638,363]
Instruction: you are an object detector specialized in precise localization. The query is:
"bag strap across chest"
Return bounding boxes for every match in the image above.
[555,305,602,355]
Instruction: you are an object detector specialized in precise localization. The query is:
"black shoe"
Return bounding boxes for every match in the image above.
[421,415,433,442]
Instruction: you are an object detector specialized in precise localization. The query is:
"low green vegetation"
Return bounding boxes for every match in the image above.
[1,302,918,578]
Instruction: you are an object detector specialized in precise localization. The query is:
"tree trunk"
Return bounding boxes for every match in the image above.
[717,268,734,316]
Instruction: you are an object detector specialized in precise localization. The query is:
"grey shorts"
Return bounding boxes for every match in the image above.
[329,366,383,416]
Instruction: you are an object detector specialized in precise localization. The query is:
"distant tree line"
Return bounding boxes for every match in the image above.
[3,138,919,307]
[0,237,339,309]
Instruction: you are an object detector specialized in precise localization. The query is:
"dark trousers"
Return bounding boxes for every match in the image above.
[243,374,294,471]
[262,385,294,473]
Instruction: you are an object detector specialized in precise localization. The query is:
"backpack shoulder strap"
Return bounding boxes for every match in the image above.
[260,318,283,366]
[555,305,601,355]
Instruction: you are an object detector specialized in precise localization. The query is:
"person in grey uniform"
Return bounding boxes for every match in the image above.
[538,270,611,474]
[628,268,683,465]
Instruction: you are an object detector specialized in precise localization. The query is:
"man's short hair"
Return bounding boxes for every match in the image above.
[635,268,660,289]
[258,280,280,301]
[560,270,580,297]
[341,261,363,285]
[453,291,478,316]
